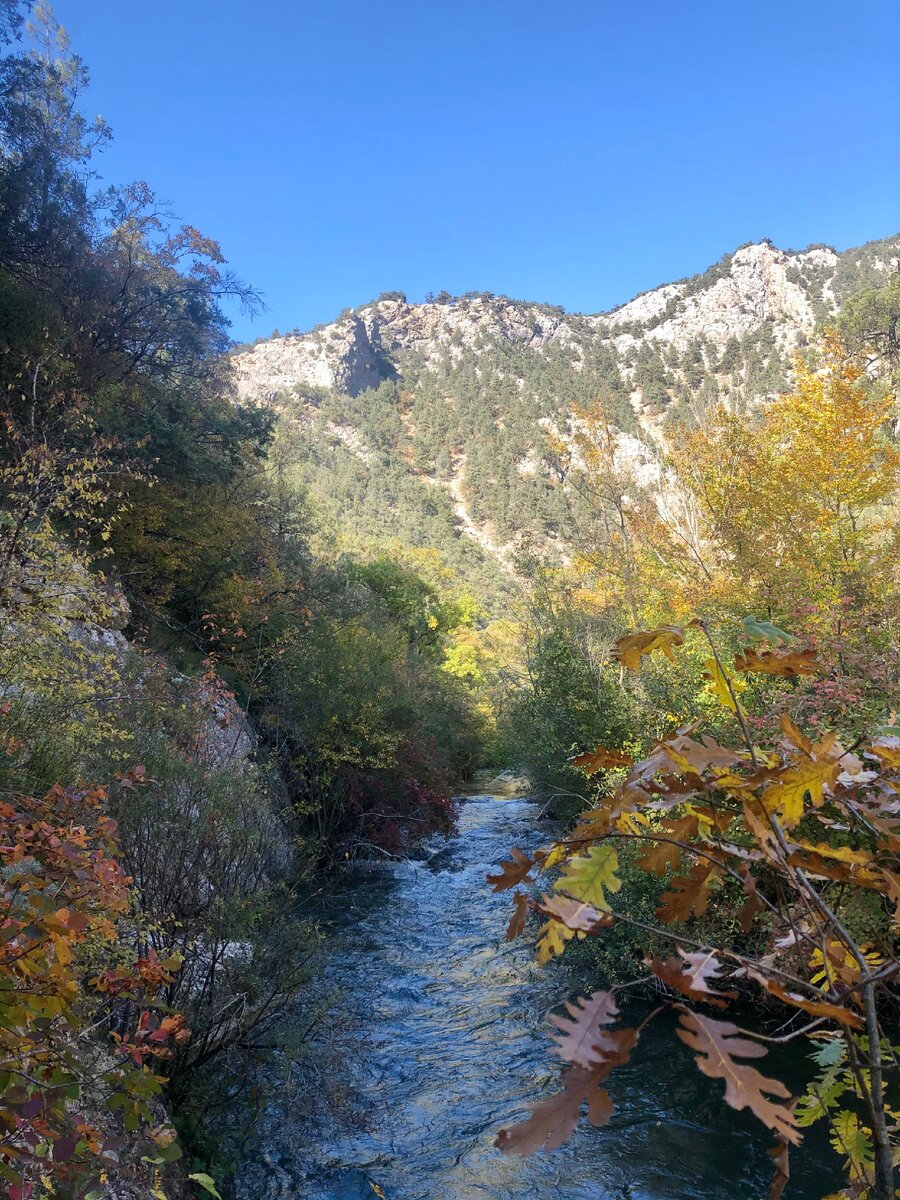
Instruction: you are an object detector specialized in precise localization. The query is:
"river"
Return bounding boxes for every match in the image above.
[236,795,839,1200]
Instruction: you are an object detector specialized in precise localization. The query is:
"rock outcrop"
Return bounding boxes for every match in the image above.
[229,233,900,583]
[233,236,897,405]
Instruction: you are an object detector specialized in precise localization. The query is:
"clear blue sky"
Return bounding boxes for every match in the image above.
[51,0,900,342]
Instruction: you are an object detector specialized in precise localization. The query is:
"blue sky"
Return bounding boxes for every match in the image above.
[51,0,900,342]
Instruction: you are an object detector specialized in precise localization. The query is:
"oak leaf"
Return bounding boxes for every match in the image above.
[637,812,700,875]
[656,863,715,923]
[880,869,900,924]
[778,714,814,754]
[769,1135,790,1200]
[613,624,693,672]
[497,1030,638,1154]
[568,745,634,775]
[547,990,620,1068]
[784,848,883,890]
[535,893,614,932]
[869,735,900,768]
[495,1065,614,1154]
[487,848,536,892]
[505,891,530,941]
[569,805,616,843]
[646,950,737,1008]
[666,734,742,773]
[735,646,819,677]
[741,616,799,645]
[736,863,766,932]
[702,657,746,712]
[675,1008,800,1144]
[536,919,576,964]
[741,801,783,864]
[829,1111,874,1177]
[786,839,874,868]
[556,845,621,910]
[761,980,863,1031]
[761,757,840,829]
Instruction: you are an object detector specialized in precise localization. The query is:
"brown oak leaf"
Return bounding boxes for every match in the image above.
[646,950,737,1008]
[497,1030,638,1154]
[487,848,536,893]
[495,1066,614,1154]
[736,863,766,932]
[675,1008,800,1144]
[656,862,716,923]
[568,745,634,775]
[505,890,530,941]
[769,1134,790,1200]
[547,990,620,1067]
[735,647,819,677]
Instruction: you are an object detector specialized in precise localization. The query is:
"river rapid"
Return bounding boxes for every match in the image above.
[236,795,838,1200]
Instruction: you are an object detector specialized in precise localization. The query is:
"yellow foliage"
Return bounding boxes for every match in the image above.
[701,656,746,713]
[761,758,840,829]
[535,919,576,964]
[677,333,900,610]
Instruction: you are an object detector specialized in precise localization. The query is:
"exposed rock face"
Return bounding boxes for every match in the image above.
[604,242,836,352]
[233,238,888,404]
[234,295,577,401]
[234,314,385,400]
[229,233,899,581]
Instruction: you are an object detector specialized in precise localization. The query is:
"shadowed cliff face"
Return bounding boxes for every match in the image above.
[235,795,839,1200]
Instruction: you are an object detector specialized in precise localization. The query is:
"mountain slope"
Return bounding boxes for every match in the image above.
[233,234,900,603]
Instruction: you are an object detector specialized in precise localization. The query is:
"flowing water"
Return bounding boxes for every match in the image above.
[237,795,838,1200]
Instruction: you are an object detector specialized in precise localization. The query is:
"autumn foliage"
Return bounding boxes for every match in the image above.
[0,763,188,1200]
[493,617,900,1199]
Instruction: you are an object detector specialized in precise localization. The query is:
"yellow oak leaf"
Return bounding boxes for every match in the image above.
[869,735,900,768]
[761,759,839,829]
[613,625,694,672]
[536,919,576,964]
[701,658,746,713]
[556,845,621,910]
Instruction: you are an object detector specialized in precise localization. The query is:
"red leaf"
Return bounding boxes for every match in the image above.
[52,1136,77,1161]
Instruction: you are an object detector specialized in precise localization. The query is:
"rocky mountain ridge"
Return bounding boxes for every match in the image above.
[231,233,900,602]
[233,237,897,405]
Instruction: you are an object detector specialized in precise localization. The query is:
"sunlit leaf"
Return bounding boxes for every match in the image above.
[701,657,746,713]
[188,1174,223,1200]
[556,846,621,911]
[612,624,695,672]
[487,848,536,893]
[568,745,634,775]
[735,646,819,677]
